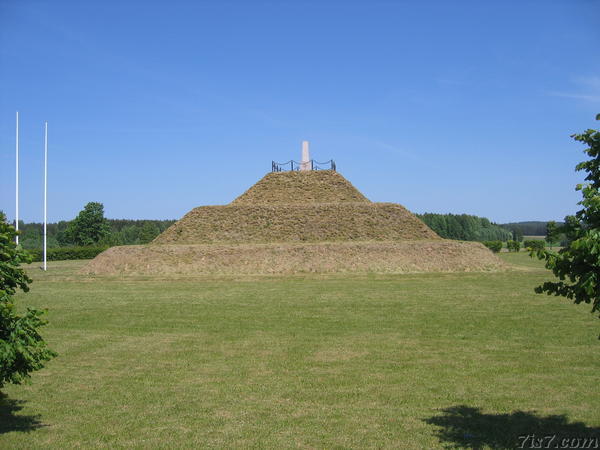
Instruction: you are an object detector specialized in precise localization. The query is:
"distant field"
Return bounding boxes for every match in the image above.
[1,254,599,448]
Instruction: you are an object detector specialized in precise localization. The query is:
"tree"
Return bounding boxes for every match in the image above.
[506,240,521,252]
[139,222,160,244]
[64,202,110,246]
[532,116,600,334]
[545,221,559,248]
[512,228,524,242]
[0,212,56,387]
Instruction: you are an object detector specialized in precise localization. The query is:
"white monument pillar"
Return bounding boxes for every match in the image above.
[300,140,310,171]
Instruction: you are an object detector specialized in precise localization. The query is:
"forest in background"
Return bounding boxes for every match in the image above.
[500,221,561,237]
[14,219,176,249]
[417,213,513,241]
[8,210,555,251]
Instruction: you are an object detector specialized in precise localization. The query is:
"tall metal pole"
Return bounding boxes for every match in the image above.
[43,122,48,271]
[15,111,19,245]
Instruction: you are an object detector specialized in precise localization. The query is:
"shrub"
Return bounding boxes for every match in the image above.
[506,240,521,252]
[523,240,545,251]
[0,212,56,387]
[27,246,108,262]
[482,241,502,253]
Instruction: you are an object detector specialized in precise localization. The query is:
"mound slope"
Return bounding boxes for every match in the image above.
[83,241,505,276]
[83,169,503,275]
[231,171,369,205]
[153,203,439,245]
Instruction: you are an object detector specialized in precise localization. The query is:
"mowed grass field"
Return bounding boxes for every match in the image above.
[1,253,599,448]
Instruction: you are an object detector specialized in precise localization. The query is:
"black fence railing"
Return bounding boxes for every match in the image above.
[272,159,336,172]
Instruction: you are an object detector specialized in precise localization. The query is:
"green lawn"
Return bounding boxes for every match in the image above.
[1,254,599,448]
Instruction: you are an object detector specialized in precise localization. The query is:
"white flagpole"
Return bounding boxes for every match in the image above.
[15,111,19,245]
[43,121,48,271]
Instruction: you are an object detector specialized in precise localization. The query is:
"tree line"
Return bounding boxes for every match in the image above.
[417,213,512,241]
[14,205,527,249]
[418,214,568,244]
[500,221,564,237]
[13,202,175,249]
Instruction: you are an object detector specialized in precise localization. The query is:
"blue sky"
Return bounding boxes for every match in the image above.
[1,0,599,224]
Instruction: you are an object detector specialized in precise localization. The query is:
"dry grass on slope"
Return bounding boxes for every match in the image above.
[82,240,505,276]
[153,203,440,245]
[231,171,370,205]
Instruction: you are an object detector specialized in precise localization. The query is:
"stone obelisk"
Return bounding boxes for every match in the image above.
[300,141,310,171]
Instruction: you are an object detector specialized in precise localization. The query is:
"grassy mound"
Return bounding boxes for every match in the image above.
[82,240,504,276]
[231,170,369,205]
[86,170,505,275]
[153,203,439,245]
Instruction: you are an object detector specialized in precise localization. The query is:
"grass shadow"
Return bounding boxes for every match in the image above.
[0,392,45,434]
[424,405,600,449]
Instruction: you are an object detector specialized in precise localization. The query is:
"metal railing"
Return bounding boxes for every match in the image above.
[271,159,336,172]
